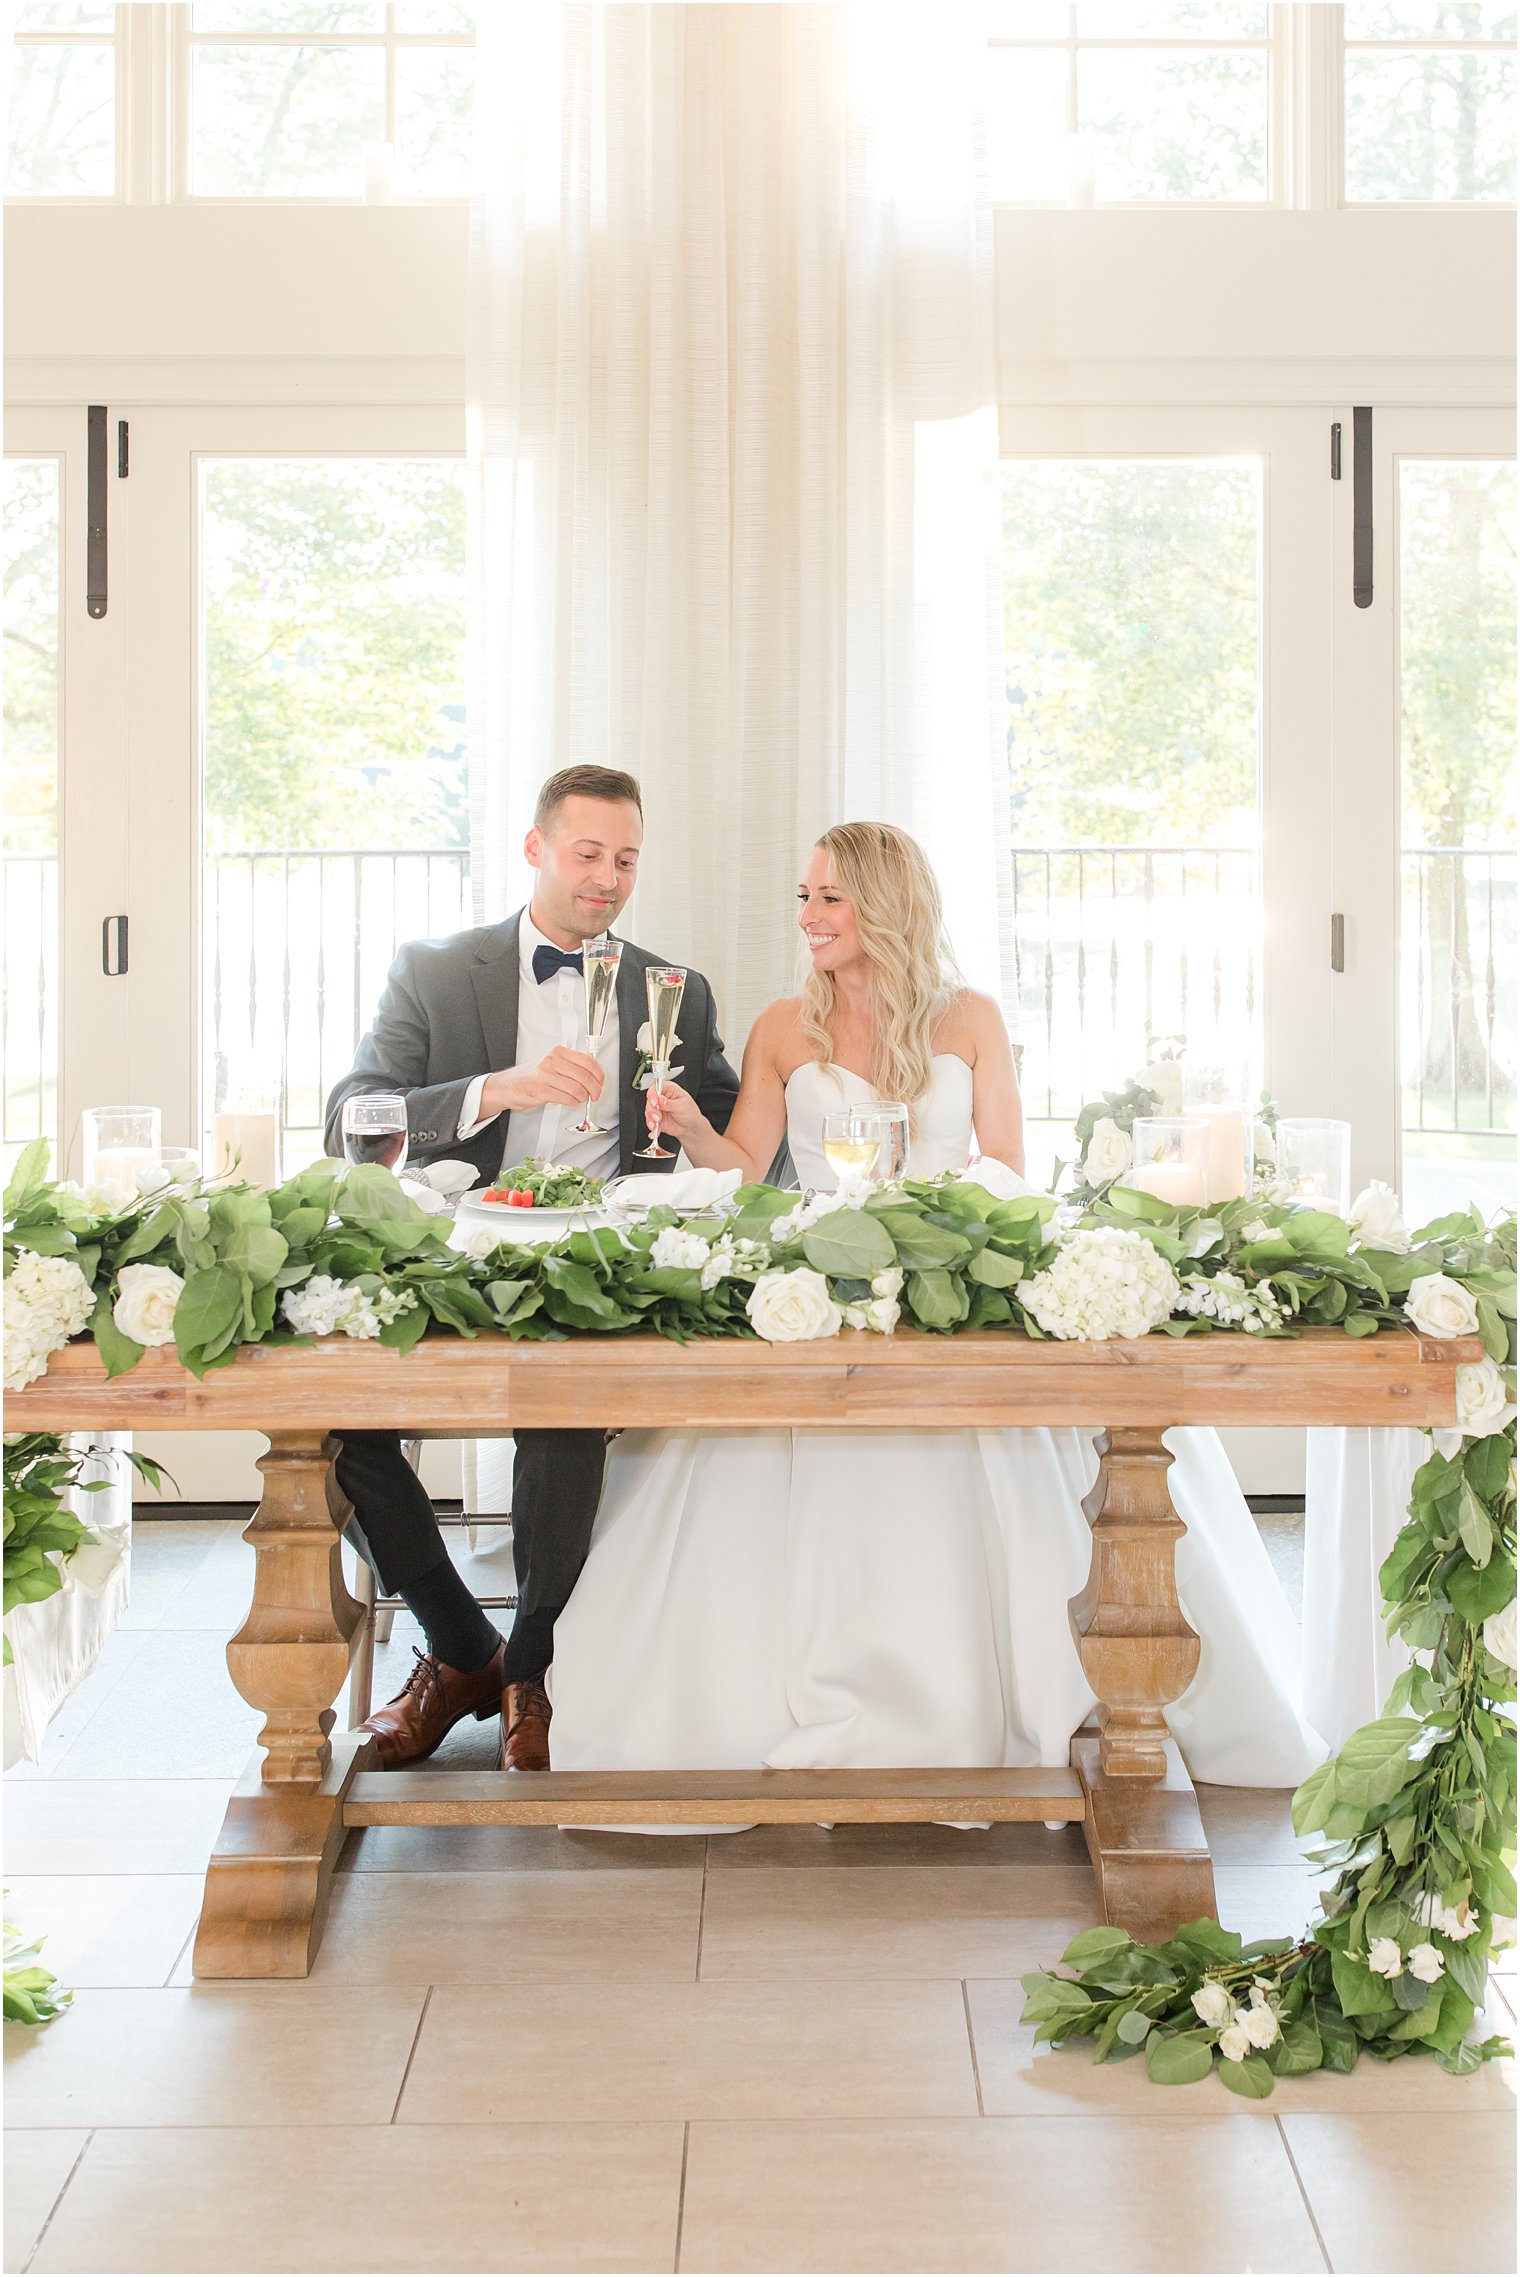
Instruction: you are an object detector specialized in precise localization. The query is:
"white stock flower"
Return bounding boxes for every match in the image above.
[3,1250,95,1391]
[770,1184,861,1244]
[1217,2022,1251,2063]
[1021,1228,1181,1343]
[1082,1117,1132,1185]
[746,1269,843,1344]
[699,1238,736,1290]
[1349,1180,1410,1253]
[1367,1937,1403,1979]
[1191,1982,1233,2028]
[112,1262,184,1348]
[1240,2003,1280,2050]
[1455,1354,1515,1438]
[1176,1269,1282,1334]
[280,1276,415,1341]
[1408,1942,1445,1985]
[1404,1272,1480,1340]
[1483,1600,1517,1671]
[650,1226,712,1272]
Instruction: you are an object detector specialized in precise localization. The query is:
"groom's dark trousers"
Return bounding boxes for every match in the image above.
[321,909,742,1667]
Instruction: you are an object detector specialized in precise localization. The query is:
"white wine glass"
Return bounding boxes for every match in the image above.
[636,965,687,1160]
[821,1103,908,1188]
[569,935,623,1136]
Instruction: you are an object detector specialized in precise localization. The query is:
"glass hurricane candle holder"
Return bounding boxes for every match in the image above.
[1276,1118,1351,1215]
[83,1105,162,1192]
[1125,1116,1210,1209]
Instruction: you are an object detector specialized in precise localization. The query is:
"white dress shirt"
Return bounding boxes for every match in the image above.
[457,912,622,1182]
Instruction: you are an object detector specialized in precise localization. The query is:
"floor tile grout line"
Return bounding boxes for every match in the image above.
[389,1985,434,2124]
[22,2126,95,2274]
[1274,2112,1334,2274]
[672,2118,691,2274]
[959,1980,986,2117]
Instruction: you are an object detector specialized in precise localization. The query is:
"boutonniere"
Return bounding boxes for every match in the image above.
[633,1022,685,1091]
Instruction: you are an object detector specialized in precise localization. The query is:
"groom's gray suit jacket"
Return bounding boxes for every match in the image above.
[322,909,741,1184]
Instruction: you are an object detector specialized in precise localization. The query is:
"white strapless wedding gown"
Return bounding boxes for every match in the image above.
[548,1056,1324,1795]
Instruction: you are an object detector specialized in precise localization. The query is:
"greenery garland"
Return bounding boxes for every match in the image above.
[3,1135,1514,2066]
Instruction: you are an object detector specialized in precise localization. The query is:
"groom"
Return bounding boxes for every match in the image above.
[323,765,740,1770]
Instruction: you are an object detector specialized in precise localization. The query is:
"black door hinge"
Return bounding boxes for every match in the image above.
[102,914,128,976]
[117,418,129,478]
[87,405,108,618]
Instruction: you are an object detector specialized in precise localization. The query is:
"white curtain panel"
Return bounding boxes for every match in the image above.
[466,0,1012,1038]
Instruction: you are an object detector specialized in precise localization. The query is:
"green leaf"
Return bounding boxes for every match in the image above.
[1456,1480,1495,1571]
[1217,2054,1274,2098]
[1267,2017,1323,2076]
[172,1264,244,1366]
[336,1164,415,1222]
[1464,1433,1512,1504]
[1314,2003,1359,2073]
[1291,1759,1338,1838]
[1061,1926,1134,1969]
[89,1294,144,1379]
[871,1211,972,1269]
[3,1136,51,1214]
[1115,2006,1154,2045]
[800,1211,897,1278]
[904,1268,969,1330]
[1145,2029,1216,2085]
[1332,1717,1421,1810]
[967,1246,1023,1288]
[1449,1550,1516,1624]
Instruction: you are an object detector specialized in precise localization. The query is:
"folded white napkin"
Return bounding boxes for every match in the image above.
[962,1156,1031,1201]
[418,1158,479,1198]
[610,1165,744,1212]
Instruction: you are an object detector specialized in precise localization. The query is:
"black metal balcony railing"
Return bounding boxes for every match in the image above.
[4,844,1514,1162]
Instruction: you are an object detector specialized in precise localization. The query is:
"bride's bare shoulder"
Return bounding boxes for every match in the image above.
[938,988,1011,1058]
[745,997,809,1079]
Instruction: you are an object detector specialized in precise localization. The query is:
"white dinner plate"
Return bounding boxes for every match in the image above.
[456,1196,626,1246]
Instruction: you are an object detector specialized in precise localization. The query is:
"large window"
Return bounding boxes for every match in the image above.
[183,2,474,199]
[986,2,1274,204]
[1002,457,1263,1180]
[3,459,63,1167]
[199,457,468,1167]
[7,1,118,200]
[1344,2,1516,203]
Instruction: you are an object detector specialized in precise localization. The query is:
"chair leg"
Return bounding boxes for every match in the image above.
[346,1554,379,1729]
[374,1605,397,1645]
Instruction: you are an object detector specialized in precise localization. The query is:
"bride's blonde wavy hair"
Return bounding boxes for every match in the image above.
[799,822,961,1127]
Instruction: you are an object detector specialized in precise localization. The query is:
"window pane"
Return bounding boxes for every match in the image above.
[1399,461,1516,1223]
[1345,2,1516,36]
[1080,50,1268,197]
[1002,461,1262,1183]
[1345,50,1515,199]
[200,461,468,1167]
[191,4,385,29]
[986,3,1073,37]
[396,47,473,196]
[395,2,475,30]
[986,46,1070,199]
[1079,2,1269,35]
[6,39,114,196]
[14,1,113,27]
[190,43,385,195]
[3,460,62,1166]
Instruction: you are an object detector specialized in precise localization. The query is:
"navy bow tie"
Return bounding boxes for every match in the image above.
[532,943,584,985]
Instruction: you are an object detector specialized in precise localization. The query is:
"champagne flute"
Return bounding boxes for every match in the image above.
[569,935,623,1135]
[635,965,687,1160]
[342,1092,409,1174]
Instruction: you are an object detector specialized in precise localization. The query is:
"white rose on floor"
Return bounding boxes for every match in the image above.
[1082,1117,1132,1185]
[1349,1179,1409,1253]
[1367,1937,1403,1978]
[112,1261,185,1347]
[1191,1982,1232,2028]
[1404,1272,1481,1340]
[1483,1600,1517,1671]
[1455,1354,1515,1438]
[746,1269,843,1344]
[1408,1942,1445,1984]
[1217,2022,1251,2063]
[1240,2002,1280,2049]
[1143,1060,1184,1114]
[651,1226,711,1272]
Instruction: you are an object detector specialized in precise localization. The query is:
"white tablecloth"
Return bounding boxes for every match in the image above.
[2,1432,134,1767]
[1302,1426,1426,1751]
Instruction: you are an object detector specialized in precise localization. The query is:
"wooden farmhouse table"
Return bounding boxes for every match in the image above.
[7,1323,1481,1978]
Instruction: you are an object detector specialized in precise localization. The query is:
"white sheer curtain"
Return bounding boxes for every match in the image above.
[466,0,1012,1037]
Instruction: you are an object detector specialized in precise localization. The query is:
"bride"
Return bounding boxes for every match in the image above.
[548,822,1323,1791]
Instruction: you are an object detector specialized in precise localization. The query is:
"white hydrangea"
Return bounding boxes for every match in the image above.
[3,1249,96,1390]
[650,1226,712,1272]
[1175,1269,1283,1334]
[1020,1228,1181,1343]
[281,1275,416,1340]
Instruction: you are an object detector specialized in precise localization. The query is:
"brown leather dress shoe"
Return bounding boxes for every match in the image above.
[361,1643,506,1769]
[503,1672,552,1771]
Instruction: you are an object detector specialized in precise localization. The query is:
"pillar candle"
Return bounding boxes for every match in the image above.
[1194,1106,1247,1203]
[1127,1159,1205,1208]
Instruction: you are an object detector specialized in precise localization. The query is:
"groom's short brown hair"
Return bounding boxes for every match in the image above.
[534,766,643,831]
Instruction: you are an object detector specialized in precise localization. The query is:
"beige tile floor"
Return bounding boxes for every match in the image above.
[4,1518,1515,2276]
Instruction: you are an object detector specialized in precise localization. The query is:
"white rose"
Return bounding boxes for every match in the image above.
[863,1294,900,1335]
[1240,2003,1280,2050]
[1142,1060,1184,1114]
[1082,1117,1132,1185]
[1217,2022,1251,2063]
[871,1268,905,1300]
[1483,1600,1517,1671]
[1443,1900,1479,1942]
[636,1022,652,1052]
[1367,1937,1403,1978]
[1349,1180,1409,1253]
[1455,1354,1515,1438]
[1252,1119,1277,1165]
[1191,1982,1232,2028]
[1408,1942,1445,1985]
[448,1221,505,1261]
[651,1226,711,1271]
[111,1262,184,1348]
[746,1269,843,1344]
[1404,1272,1480,1340]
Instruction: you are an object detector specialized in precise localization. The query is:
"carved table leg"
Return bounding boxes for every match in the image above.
[193,1430,375,1979]
[1068,1427,1218,1943]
